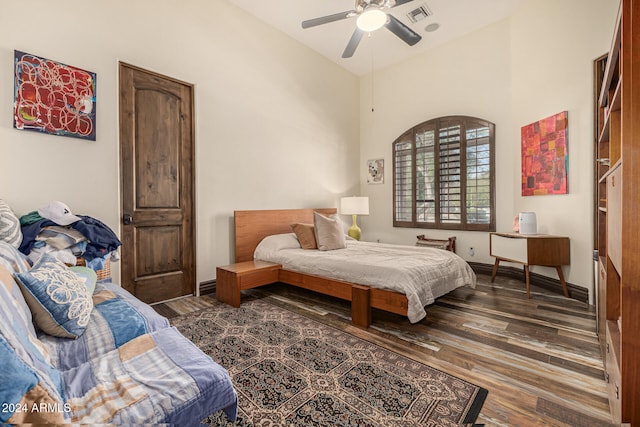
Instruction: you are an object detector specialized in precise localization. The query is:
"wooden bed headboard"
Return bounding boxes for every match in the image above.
[234,208,337,263]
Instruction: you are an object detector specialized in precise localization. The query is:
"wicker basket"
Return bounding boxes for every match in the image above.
[75,257,111,281]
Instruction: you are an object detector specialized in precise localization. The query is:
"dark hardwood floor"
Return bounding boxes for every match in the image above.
[154,273,613,427]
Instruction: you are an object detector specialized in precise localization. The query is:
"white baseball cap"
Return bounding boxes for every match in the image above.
[38,201,81,226]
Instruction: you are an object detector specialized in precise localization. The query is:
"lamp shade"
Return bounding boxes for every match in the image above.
[340,196,370,215]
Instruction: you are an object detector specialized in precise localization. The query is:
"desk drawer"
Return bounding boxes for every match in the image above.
[490,234,527,263]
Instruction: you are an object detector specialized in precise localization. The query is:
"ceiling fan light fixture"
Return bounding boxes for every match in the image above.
[356,8,387,32]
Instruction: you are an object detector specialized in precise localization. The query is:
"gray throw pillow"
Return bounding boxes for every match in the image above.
[313,212,346,251]
[0,199,23,248]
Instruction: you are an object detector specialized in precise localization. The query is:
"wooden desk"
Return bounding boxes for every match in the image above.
[489,232,570,298]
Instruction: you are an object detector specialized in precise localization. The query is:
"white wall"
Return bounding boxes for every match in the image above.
[0,0,619,301]
[508,0,617,302]
[0,0,360,284]
[359,0,618,301]
[359,19,514,263]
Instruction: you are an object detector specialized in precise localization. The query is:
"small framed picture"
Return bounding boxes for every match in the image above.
[367,159,384,184]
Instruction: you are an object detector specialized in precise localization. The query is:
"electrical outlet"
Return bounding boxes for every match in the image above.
[469,247,475,257]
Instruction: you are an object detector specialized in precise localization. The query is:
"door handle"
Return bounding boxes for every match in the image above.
[123,214,133,225]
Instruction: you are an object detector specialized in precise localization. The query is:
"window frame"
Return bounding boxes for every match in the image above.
[392,115,496,232]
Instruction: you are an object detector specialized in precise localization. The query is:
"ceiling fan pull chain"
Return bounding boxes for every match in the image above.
[370,33,375,113]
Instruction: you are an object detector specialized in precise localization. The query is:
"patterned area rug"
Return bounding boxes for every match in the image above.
[170,299,487,426]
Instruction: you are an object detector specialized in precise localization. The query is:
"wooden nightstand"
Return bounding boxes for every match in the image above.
[216,260,282,307]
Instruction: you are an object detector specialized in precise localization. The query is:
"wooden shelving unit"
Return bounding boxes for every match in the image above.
[594,0,640,424]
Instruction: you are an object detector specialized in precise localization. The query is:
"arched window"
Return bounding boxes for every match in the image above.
[393,116,495,231]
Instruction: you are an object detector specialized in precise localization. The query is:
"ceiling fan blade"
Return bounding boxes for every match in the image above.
[392,0,416,7]
[342,28,365,58]
[302,10,355,29]
[385,14,422,46]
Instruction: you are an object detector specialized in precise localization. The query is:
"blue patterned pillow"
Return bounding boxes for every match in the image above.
[70,266,97,295]
[15,254,93,339]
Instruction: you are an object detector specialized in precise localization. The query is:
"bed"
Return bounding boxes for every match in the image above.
[233,208,476,327]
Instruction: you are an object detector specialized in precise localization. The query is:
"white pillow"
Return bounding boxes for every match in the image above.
[313,212,346,251]
[254,233,301,260]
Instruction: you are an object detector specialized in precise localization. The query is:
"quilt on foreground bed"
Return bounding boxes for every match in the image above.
[0,240,237,425]
[254,234,476,323]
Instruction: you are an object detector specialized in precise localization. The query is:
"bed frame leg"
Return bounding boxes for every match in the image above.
[351,285,371,328]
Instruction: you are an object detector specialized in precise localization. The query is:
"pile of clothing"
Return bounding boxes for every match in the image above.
[19,201,121,272]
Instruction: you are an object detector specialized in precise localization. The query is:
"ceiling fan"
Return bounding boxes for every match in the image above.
[301,0,422,58]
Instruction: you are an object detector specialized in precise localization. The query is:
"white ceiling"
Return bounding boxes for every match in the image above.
[228,0,525,76]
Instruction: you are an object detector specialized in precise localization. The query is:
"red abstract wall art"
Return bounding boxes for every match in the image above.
[521,111,568,196]
[13,50,97,141]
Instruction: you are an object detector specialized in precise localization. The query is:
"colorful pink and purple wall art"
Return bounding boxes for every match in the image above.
[13,50,97,141]
[521,111,568,196]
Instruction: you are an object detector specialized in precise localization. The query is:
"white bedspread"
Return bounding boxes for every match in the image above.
[254,234,476,323]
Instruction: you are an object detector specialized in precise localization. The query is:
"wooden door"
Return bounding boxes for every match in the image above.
[118,63,195,303]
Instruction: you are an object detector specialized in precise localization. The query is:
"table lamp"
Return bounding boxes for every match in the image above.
[340,196,369,240]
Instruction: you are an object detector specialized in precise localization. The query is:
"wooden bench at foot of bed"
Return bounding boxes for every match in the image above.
[278,269,409,328]
[219,208,411,328]
[216,259,409,328]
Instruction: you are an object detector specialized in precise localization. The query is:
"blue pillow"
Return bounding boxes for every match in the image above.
[15,254,93,339]
[70,266,97,295]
